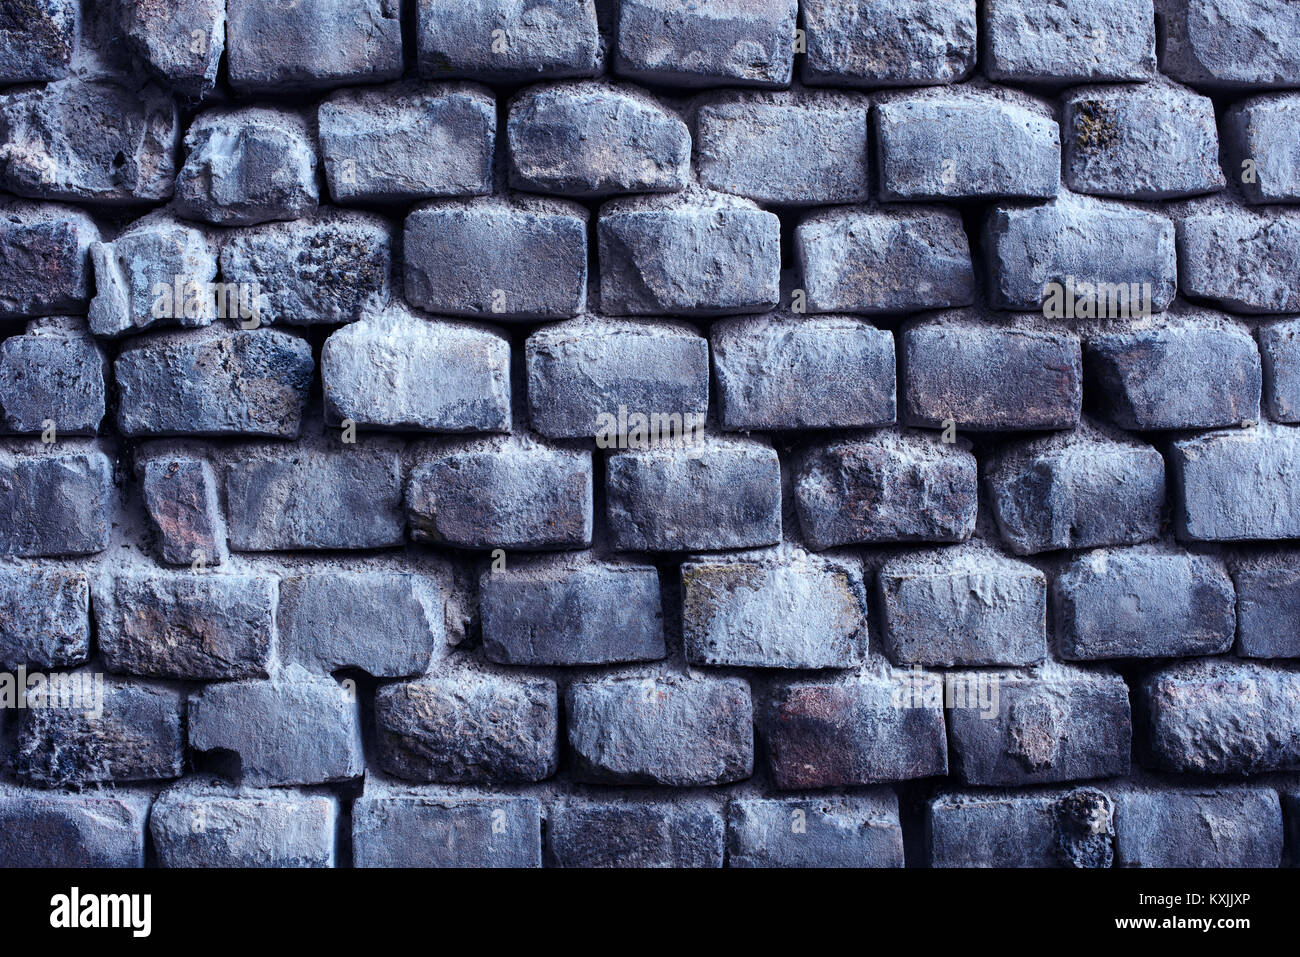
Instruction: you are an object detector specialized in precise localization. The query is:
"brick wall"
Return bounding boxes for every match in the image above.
[0,0,1297,868]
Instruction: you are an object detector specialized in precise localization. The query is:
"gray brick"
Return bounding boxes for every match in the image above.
[1224,94,1300,204]
[1113,788,1283,867]
[1234,561,1300,658]
[1169,424,1300,541]
[0,448,113,557]
[150,787,336,867]
[0,319,105,435]
[417,0,601,82]
[548,801,724,868]
[802,0,975,87]
[1259,319,1300,423]
[0,788,149,867]
[0,567,89,670]
[728,793,904,868]
[353,793,541,868]
[983,0,1156,83]
[928,787,1115,867]
[0,200,97,319]
[0,0,75,83]
[1157,0,1300,89]
[1178,205,1300,314]
[137,455,225,567]
[119,0,224,99]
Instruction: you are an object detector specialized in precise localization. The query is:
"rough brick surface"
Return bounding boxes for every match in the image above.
[928,787,1116,867]
[1113,788,1283,867]
[728,793,904,868]
[802,0,976,87]
[983,0,1156,84]
[548,801,724,868]
[0,788,149,867]
[353,792,542,867]
[150,786,337,868]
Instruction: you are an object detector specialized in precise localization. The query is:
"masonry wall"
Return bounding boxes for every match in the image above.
[0,0,1298,868]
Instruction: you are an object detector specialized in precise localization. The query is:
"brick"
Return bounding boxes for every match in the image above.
[115,328,314,439]
[353,793,541,868]
[417,0,600,82]
[0,200,97,319]
[1259,319,1300,423]
[598,191,780,316]
[227,0,401,93]
[1234,560,1300,658]
[567,674,753,786]
[696,91,869,205]
[796,206,974,315]
[0,788,149,867]
[527,317,708,440]
[795,432,978,549]
[728,793,904,868]
[0,79,177,204]
[219,211,392,327]
[119,0,224,99]
[1054,548,1235,660]
[984,193,1176,312]
[614,0,796,88]
[405,197,587,320]
[948,669,1131,786]
[878,547,1047,667]
[983,0,1156,83]
[1113,788,1283,867]
[137,455,225,567]
[1062,82,1224,199]
[900,312,1081,431]
[1084,313,1262,430]
[508,83,689,198]
[927,787,1115,868]
[875,90,1060,201]
[1157,0,1300,89]
[16,680,184,787]
[376,673,558,784]
[985,431,1165,555]
[279,570,445,677]
[0,319,105,435]
[188,675,364,786]
[0,567,89,670]
[150,787,336,868]
[801,0,975,87]
[323,307,511,434]
[224,444,406,551]
[320,82,495,204]
[93,571,274,680]
[0,448,113,557]
[1178,205,1300,314]
[174,108,318,226]
[0,0,75,83]
[1143,659,1300,773]
[712,313,894,431]
[680,549,869,669]
[1169,424,1300,541]
[606,436,782,551]
[407,436,592,550]
[548,801,724,868]
[480,558,665,666]
[766,674,948,788]
[1224,94,1300,204]
[88,215,218,337]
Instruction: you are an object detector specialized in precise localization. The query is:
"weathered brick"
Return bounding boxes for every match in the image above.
[548,801,724,868]
[983,0,1156,83]
[1169,423,1300,541]
[0,319,105,435]
[598,190,780,316]
[0,0,75,83]
[480,558,665,666]
[353,792,542,868]
[900,312,1081,431]
[1178,204,1300,314]
[417,0,601,82]
[115,328,314,439]
[796,206,975,315]
[1084,313,1262,430]
[188,674,364,786]
[0,448,113,557]
[150,786,337,868]
[509,83,689,198]
[928,787,1115,867]
[878,547,1047,667]
[1157,0,1300,89]
[119,0,224,99]
[1113,788,1283,867]
[376,673,558,784]
[567,674,753,786]
[1259,319,1300,422]
[0,787,149,867]
[795,432,978,549]
[0,567,89,670]
[407,436,592,550]
[984,430,1165,555]
[1063,80,1225,200]
[615,0,796,88]
[802,0,975,87]
[1224,94,1300,204]
[1234,559,1300,658]
[405,197,587,319]
[948,669,1131,786]
[680,548,869,669]
[766,673,949,788]
[0,200,97,319]
[137,455,225,567]
[606,435,782,552]
[1143,659,1300,773]
[227,0,401,93]
[728,793,904,868]
[697,91,869,205]
[875,89,1060,201]
[320,82,495,204]
[323,307,511,434]
[1054,548,1235,660]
